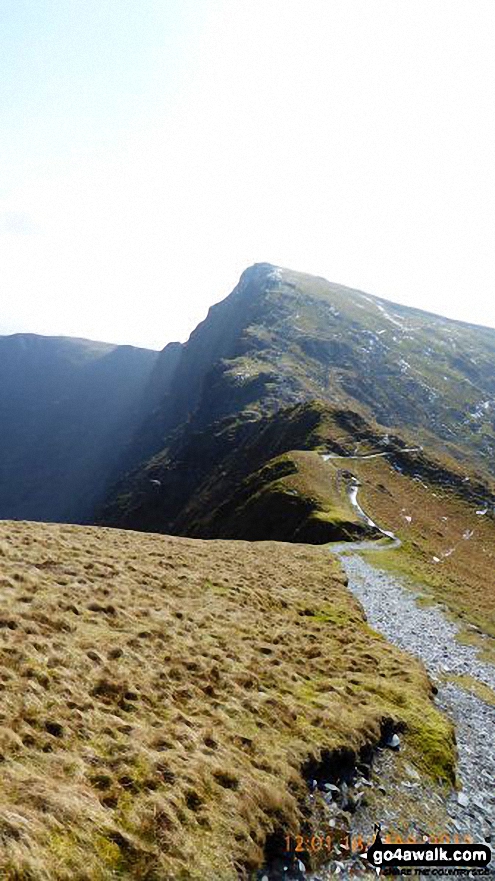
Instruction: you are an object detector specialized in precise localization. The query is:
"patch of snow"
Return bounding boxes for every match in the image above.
[470,400,494,420]
[375,301,407,330]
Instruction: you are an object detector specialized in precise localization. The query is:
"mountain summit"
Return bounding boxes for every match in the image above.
[123,262,495,472]
[2,264,495,527]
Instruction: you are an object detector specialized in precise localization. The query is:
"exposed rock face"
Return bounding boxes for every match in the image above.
[160,263,495,457]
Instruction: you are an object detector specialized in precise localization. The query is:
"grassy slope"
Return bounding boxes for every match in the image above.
[208,406,495,643]
[100,401,412,539]
[219,265,495,474]
[198,450,376,543]
[344,455,495,643]
[0,521,453,880]
[100,264,495,536]
[99,402,370,537]
[101,394,495,647]
[244,449,368,539]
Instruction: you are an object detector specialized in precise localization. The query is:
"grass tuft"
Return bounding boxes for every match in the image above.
[0,520,454,879]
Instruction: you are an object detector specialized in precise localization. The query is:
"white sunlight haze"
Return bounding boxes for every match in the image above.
[1,0,495,349]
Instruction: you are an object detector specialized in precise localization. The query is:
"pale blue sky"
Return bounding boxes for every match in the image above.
[2,1,495,349]
[1,1,202,170]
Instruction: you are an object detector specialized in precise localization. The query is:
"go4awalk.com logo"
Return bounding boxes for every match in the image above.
[366,824,492,875]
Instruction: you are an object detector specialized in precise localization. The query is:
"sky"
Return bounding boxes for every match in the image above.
[1,0,495,350]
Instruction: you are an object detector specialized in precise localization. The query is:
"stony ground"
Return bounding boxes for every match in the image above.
[260,543,495,880]
[313,550,495,879]
[342,553,495,837]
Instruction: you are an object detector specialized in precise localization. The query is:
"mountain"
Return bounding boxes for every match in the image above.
[3,263,495,540]
[100,263,495,538]
[1,266,495,879]
[0,334,159,522]
[132,263,495,460]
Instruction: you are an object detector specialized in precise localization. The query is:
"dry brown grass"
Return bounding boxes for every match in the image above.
[0,521,453,879]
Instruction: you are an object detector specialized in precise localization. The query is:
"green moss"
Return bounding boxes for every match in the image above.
[95,835,126,870]
[308,607,355,626]
[454,629,495,665]
[204,578,229,596]
[415,594,438,609]
[310,509,353,527]
[406,706,456,784]
[48,830,79,860]
[47,829,127,876]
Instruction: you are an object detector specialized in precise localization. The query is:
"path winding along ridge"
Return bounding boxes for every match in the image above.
[337,451,494,864]
[309,452,494,879]
[261,451,494,880]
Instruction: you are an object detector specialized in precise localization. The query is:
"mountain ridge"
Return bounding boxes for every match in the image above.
[99,263,495,542]
[1,267,495,878]
[3,263,495,529]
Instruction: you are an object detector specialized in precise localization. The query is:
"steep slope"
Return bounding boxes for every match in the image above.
[4,263,495,530]
[99,401,414,539]
[0,334,160,522]
[100,263,495,538]
[118,263,495,470]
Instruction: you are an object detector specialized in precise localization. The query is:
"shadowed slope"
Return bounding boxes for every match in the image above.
[100,264,495,543]
[0,334,159,522]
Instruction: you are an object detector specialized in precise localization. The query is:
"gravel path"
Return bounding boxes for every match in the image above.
[340,551,495,845]
[261,549,495,880]
[261,459,494,879]
[341,555,495,693]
